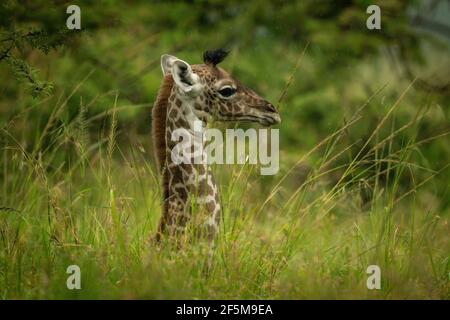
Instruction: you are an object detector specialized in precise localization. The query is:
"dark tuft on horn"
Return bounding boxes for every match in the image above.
[203,48,229,66]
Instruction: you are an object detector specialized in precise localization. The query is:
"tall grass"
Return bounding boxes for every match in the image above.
[0,76,449,299]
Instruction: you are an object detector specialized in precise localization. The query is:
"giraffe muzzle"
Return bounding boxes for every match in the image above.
[257,112,281,126]
[261,102,281,126]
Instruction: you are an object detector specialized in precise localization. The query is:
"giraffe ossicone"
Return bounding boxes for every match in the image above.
[151,49,281,242]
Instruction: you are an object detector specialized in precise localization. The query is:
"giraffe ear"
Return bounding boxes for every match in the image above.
[161,54,201,95]
[161,54,177,76]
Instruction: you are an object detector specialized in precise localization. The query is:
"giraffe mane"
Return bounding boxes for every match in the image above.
[152,74,174,219]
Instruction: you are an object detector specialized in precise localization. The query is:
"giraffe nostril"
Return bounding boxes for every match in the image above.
[265,102,277,113]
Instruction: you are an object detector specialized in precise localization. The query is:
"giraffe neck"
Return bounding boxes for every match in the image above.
[160,89,220,238]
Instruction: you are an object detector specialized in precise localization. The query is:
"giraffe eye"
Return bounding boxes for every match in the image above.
[218,86,236,98]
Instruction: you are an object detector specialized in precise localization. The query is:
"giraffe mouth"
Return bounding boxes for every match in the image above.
[262,113,281,126]
[253,112,281,126]
[218,112,281,126]
[220,115,281,126]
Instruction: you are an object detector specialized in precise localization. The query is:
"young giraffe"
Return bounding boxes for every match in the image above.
[152,49,280,242]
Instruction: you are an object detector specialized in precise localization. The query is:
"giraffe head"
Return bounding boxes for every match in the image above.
[161,49,281,126]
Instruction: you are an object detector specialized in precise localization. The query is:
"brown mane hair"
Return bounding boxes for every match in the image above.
[152,74,173,233]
